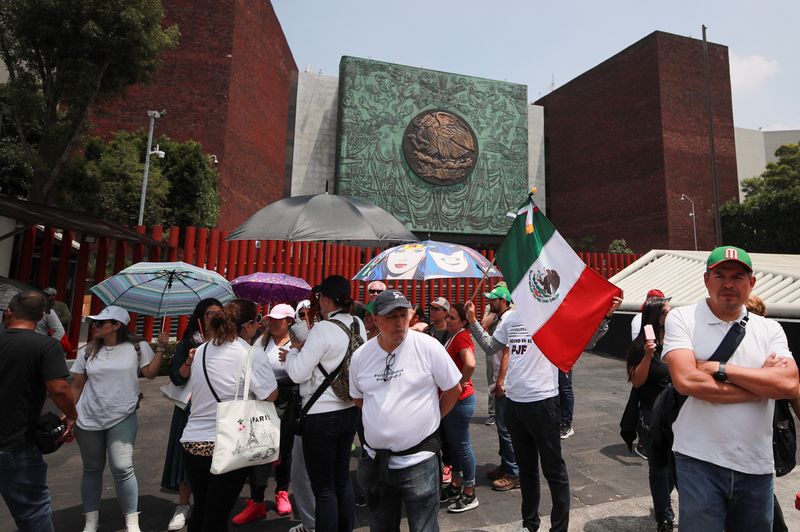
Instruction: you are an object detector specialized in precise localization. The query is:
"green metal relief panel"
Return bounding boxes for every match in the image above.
[335,57,528,236]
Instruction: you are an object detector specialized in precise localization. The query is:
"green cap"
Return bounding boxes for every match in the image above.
[706,246,753,272]
[484,285,512,302]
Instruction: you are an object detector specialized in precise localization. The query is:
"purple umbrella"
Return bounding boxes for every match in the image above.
[231,273,312,305]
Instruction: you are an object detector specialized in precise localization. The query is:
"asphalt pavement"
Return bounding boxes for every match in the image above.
[3,350,798,531]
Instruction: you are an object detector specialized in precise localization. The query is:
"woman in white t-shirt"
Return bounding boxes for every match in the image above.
[70,305,167,532]
[179,299,278,532]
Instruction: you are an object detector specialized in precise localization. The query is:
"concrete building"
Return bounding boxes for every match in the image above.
[734,127,800,198]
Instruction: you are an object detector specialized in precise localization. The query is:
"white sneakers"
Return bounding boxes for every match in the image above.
[289,524,315,532]
[82,511,99,532]
[125,512,142,532]
[168,504,192,530]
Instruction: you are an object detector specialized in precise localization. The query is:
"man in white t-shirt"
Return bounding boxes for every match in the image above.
[662,246,798,532]
[350,289,461,531]
[465,295,620,532]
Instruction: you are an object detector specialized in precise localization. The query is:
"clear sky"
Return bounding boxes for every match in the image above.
[273,0,799,131]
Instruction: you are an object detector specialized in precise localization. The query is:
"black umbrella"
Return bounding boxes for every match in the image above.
[227,193,417,245]
[0,276,43,310]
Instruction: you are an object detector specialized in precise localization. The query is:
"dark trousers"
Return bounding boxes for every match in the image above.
[302,406,359,532]
[506,396,570,532]
[640,405,674,522]
[558,370,574,426]
[0,447,53,532]
[183,451,250,532]
[248,412,295,500]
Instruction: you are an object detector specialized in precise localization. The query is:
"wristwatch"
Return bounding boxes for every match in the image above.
[713,362,728,382]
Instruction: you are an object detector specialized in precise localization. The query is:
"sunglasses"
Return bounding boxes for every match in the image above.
[297,311,308,319]
[382,352,396,382]
[368,289,383,295]
[246,314,263,325]
[92,319,116,327]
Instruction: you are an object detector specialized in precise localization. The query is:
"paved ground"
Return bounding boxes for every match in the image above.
[3,350,799,531]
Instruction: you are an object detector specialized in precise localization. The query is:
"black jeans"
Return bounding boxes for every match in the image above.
[302,406,359,532]
[506,396,570,532]
[183,450,250,532]
[248,411,295,500]
[558,370,574,426]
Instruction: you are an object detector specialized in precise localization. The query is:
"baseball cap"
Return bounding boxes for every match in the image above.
[706,246,753,272]
[429,297,450,312]
[267,303,295,320]
[641,288,671,311]
[86,305,131,325]
[43,287,57,296]
[314,275,351,302]
[374,290,413,316]
[484,285,512,302]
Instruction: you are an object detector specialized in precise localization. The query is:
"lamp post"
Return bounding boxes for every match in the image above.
[680,194,698,251]
[137,110,166,226]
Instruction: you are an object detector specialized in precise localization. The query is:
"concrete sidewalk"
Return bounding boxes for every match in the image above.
[2,351,798,531]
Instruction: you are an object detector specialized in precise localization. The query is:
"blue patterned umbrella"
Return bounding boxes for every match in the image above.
[90,262,235,317]
[352,241,503,281]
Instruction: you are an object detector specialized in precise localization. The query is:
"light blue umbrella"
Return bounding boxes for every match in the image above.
[90,261,235,317]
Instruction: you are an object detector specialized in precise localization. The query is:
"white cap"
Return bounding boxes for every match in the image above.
[295,300,310,320]
[86,305,131,325]
[267,303,295,320]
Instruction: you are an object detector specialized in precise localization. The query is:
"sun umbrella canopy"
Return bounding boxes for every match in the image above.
[0,276,41,310]
[231,272,312,306]
[226,193,418,245]
[352,241,503,281]
[90,262,235,317]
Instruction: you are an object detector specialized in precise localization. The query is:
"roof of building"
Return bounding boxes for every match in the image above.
[609,250,800,319]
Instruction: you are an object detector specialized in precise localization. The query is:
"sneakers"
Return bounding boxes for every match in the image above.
[634,443,649,460]
[289,525,314,532]
[355,494,367,508]
[484,415,496,426]
[486,465,505,480]
[440,483,461,504]
[447,489,479,513]
[275,490,292,516]
[560,424,575,439]
[167,504,191,531]
[441,464,452,485]
[491,474,520,491]
[657,520,674,532]
[231,499,267,526]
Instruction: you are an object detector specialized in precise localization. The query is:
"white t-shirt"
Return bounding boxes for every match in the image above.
[490,309,514,382]
[350,330,461,469]
[181,338,278,443]
[493,312,559,403]
[285,313,367,415]
[258,336,291,381]
[630,312,642,341]
[71,341,155,430]
[662,301,792,475]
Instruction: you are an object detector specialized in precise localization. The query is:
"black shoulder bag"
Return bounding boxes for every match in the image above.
[650,311,749,474]
[773,398,796,477]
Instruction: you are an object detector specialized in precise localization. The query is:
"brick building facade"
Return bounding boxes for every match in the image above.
[535,31,738,252]
[91,0,297,231]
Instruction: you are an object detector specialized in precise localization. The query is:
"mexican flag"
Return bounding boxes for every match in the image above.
[495,197,621,372]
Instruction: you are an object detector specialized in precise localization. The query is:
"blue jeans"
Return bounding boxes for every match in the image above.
[558,370,573,426]
[495,395,519,477]
[0,446,54,532]
[675,452,774,532]
[357,454,439,532]
[302,406,359,532]
[76,413,139,514]
[442,394,476,487]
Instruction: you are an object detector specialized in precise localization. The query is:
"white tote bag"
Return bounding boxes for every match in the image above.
[209,347,281,475]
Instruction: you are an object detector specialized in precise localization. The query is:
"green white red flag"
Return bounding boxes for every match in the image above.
[495,196,621,372]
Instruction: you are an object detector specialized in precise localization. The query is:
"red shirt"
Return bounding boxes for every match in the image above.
[445,329,474,401]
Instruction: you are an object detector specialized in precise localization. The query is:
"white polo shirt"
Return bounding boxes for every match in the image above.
[493,312,559,403]
[349,330,461,469]
[662,300,792,475]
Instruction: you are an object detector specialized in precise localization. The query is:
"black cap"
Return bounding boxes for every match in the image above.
[315,275,351,302]
[373,290,413,316]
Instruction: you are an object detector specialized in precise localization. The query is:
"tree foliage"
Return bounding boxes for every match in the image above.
[608,239,634,254]
[721,142,800,253]
[59,130,219,227]
[0,0,178,202]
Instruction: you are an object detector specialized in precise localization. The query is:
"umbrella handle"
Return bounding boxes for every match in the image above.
[470,257,497,302]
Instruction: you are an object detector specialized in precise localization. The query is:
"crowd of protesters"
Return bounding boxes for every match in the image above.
[1,244,798,532]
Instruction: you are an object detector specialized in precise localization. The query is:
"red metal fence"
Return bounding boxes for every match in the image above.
[9,224,640,354]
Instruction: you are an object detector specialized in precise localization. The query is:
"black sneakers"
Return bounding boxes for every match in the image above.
[447,489,479,513]
[440,484,461,504]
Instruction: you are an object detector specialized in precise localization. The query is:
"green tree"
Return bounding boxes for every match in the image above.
[608,238,634,254]
[721,143,800,253]
[0,0,178,203]
[156,136,219,227]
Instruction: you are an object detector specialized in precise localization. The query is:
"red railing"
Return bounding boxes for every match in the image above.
[8,224,639,355]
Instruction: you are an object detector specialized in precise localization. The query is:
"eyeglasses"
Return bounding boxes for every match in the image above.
[246,314,263,326]
[368,289,383,295]
[382,352,396,382]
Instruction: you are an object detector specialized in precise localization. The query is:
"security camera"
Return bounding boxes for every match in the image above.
[208,154,218,164]
[147,109,167,118]
[151,145,165,159]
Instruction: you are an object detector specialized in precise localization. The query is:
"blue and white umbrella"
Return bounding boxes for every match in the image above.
[352,241,502,281]
[90,261,235,317]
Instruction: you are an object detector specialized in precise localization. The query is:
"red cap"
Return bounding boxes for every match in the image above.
[646,289,665,299]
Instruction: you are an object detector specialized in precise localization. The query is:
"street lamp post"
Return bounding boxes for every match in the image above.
[137,110,166,226]
[680,194,698,251]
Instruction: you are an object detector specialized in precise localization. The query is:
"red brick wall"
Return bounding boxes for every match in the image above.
[536,31,738,253]
[91,0,297,231]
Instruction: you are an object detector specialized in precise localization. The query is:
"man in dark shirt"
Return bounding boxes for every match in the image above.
[0,290,76,532]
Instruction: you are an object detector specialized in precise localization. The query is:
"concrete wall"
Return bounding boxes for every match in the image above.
[290,71,339,196]
[735,128,800,199]
[528,104,546,213]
